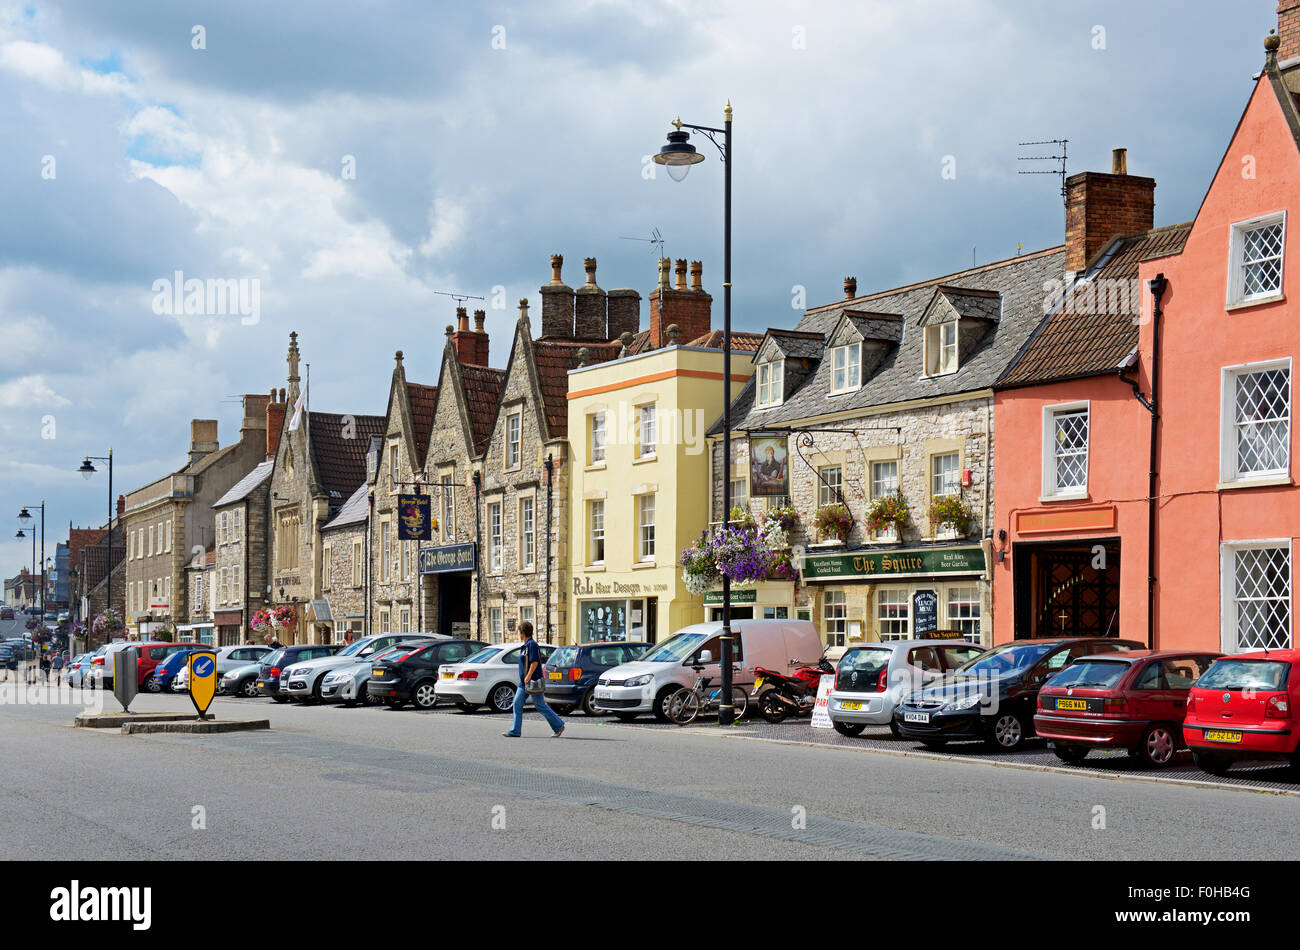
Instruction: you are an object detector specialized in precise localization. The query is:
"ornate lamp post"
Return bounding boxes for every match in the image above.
[78,451,114,641]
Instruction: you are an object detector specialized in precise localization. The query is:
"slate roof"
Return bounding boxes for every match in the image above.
[405,381,437,468]
[997,224,1191,389]
[685,330,765,352]
[308,411,386,501]
[321,482,369,532]
[460,364,507,453]
[714,246,1065,433]
[924,286,1002,326]
[213,459,274,508]
[532,339,622,438]
[840,312,904,344]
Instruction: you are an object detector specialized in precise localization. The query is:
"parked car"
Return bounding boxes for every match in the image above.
[256,644,340,701]
[219,661,263,698]
[593,620,823,721]
[1034,650,1220,766]
[367,638,486,709]
[97,640,208,691]
[434,641,558,713]
[280,633,439,702]
[150,648,208,693]
[65,653,93,687]
[543,641,653,716]
[0,607,13,620]
[215,644,272,676]
[893,637,1145,751]
[827,638,985,738]
[320,640,433,705]
[1183,650,1300,776]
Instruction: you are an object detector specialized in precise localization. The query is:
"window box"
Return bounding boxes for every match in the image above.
[872,525,899,543]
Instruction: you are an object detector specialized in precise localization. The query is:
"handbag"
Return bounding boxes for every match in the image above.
[525,679,544,695]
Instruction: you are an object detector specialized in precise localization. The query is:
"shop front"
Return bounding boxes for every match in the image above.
[213,609,244,646]
[703,581,796,622]
[177,621,216,645]
[1011,536,1122,639]
[801,544,990,646]
[419,543,474,637]
[571,572,678,645]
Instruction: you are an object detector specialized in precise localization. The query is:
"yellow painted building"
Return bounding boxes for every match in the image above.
[565,343,753,644]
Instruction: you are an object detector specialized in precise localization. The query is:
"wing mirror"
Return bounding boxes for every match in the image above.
[698,650,713,664]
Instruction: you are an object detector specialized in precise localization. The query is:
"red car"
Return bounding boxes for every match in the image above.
[1035,650,1220,766]
[1183,650,1300,776]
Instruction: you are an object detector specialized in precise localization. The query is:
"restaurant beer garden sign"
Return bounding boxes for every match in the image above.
[802,545,985,581]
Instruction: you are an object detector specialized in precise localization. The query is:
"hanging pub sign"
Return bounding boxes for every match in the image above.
[749,433,790,497]
[397,493,432,540]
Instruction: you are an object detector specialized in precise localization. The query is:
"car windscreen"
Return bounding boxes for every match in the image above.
[954,641,1056,676]
[549,646,578,668]
[337,638,372,657]
[640,632,707,663]
[837,648,891,679]
[262,649,284,667]
[1045,659,1130,690]
[1197,659,1290,692]
[464,647,503,664]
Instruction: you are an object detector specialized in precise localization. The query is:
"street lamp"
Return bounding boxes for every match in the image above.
[651,102,736,725]
[16,502,45,620]
[78,450,113,642]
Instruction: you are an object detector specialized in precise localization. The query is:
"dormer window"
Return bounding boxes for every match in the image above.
[756,360,784,408]
[925,322,958,377]
[831,343,861,394]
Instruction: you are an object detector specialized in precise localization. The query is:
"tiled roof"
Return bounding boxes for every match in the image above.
[68,528,106,576]
[714,246,1065,433]
[322,482,369,531]
[998,224,1191,389]
[213,459,274,508]
[461,364,507,454]
[187,546,216,569]
[309,412,386,501]
[624,329,654,356]
[405,382,437,468]
[532,339,622,438]
[686,330,765,352]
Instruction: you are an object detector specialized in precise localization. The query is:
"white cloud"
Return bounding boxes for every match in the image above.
[0,374,70,408]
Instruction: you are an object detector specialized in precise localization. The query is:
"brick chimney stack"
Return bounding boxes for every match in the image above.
[575,256,608,339]
[539,253,575,338]
[450,306,489,365]
[1064,148,1155,273]
[117,494,125,519]
[648,257,711,347]
[265,388,287,458]
[606,288,641,340]
[241,392,270,445]
[189,419,219,464]
[1278,2,1300,63]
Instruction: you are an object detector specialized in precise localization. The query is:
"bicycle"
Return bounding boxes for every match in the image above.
[666,670,749,725]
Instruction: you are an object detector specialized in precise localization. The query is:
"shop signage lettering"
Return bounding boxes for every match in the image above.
[703,589,758,605]
[913,589,938,633]
[418,543,475,574]
[803,546,985,580]
[573,577,671,596]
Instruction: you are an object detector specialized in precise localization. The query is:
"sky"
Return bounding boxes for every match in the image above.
[0,0,1279,583]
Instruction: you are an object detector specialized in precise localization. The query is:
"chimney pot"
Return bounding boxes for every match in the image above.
[456,306,469,332]
[674,259,688,290]
[584,257,597,286]
[690,260,703,291]
[658,257,671,288]
[1111,148,1127,175]
[473,309,486,332]
[549,254,564,284]
[844,276,857,299]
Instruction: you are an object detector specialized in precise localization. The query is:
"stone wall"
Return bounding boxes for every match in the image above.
[322,521,367,635]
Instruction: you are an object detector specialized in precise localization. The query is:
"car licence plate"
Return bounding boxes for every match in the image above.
[372,670,384,677]
[750,676,764,697]
[1056,698,1088,711]
[904,711,930,723]
[840,701,863,711]
[548,671,561,680]
[1204,729,1243,744]
[441,671,454,679]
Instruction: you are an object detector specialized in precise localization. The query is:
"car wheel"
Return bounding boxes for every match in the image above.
[309,678,325,705]
[146,675,161,694]
[652,687,679,722]
[412,680,439,711]
[581,688,605,717]
[1134,724,1177,767]
[833,721,865,737]
[489,682,516,714]
[355,683,370,706]
[1053,743,1090,764]
[1192,750,1233,776]
[615,712,639,722]
[986,711,1026,751]
[888,719,902,739]
[240,679,259,698]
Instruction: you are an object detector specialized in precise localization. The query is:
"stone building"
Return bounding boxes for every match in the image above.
[211,442,278,646]
[711,252,1064,648]
[268,332,384,644]
[369,350,437,635]
[320,481,371,640]
[180,546,216,643]
[122,397,270,638]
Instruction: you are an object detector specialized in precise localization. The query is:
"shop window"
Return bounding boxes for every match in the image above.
[818,466,842,507]
[877,589,909,640]
[823,590,847,646]
[1228,213,1285,306]
[1221,361,1290,483]
[1221,541,1292,652]
[946,586,981,639]
[762,607,789,620]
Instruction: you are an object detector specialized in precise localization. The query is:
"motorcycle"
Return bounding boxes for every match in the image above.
[790,656,835,691]
[752,665,823,723]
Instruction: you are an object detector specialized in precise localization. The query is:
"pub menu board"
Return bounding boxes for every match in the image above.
[912,589,938,634]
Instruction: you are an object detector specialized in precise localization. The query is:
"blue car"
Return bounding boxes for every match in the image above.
[148,648,206,693]
[543,641,652,716]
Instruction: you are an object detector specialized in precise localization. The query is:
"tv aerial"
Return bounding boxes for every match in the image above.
[434,291,485,308]
[1018,138,1069,205]
[619,227,665,260]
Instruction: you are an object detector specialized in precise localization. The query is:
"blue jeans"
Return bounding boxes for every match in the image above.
[509,681,565,735]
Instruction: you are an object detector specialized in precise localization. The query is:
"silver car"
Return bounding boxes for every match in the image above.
[280,633,440,702]
[827,638,985,737]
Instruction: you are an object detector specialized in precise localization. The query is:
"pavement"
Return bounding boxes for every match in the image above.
[1,680,1299,860]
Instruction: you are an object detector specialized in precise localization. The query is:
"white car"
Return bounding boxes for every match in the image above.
[434,641,557,713]
[280,633,439,702]
[172,664,190,693]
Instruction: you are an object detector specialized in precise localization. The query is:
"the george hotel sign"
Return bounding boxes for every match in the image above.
[418,543,475,575]
[803,545,985,581]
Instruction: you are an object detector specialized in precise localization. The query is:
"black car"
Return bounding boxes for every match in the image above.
[543,641,653,716]
[892,637,1145,751]
[368,638,486,710]
[256,644,339,701]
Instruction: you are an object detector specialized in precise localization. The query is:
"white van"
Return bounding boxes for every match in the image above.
[592,619,823,721]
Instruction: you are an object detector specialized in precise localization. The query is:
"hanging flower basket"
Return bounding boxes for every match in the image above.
[91,609,125,638]
[683,524,779,595]
[814,504,852,543]
[681,533,720,596]
[928,495,972,539]
[867,493,908,540]
[764,504,799,535]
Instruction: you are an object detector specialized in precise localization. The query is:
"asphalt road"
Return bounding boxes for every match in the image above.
[1,679,1298,861]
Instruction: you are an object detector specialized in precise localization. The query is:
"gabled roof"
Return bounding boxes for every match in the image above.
[213,459,274,508]
[757,328,824,361]
[838,311,905,345]
[406,382,437,468]
[686,330,765,352]
[919,286,1001,326]
[997,223,1192,390]
[308,411,386,501]
[321,482,369,532]
[532,338,622,439]
[461,364,508,454]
